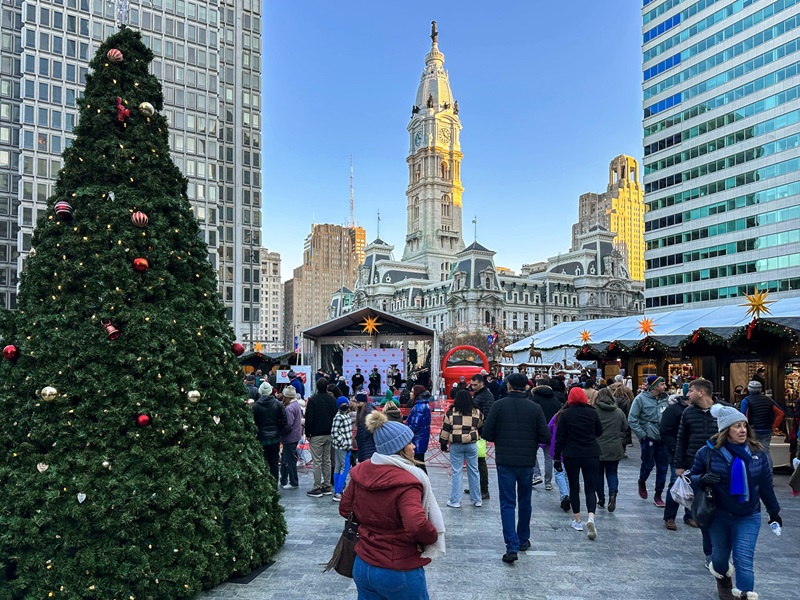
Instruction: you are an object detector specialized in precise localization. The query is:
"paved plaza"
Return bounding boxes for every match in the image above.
[200,444,799,600]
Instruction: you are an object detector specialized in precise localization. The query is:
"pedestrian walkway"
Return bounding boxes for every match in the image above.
[199,444,799,600]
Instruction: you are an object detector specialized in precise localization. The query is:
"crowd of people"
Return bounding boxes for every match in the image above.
[243,365,795,600]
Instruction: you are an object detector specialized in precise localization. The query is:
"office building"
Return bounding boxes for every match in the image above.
[259,248,282,353]
[0,0,262,339]
[642,0,800,308]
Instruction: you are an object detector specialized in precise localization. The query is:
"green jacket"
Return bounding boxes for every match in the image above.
[628,390,668,441]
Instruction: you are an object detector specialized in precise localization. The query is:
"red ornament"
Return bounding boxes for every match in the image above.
[101,320,121,340]
[608,342,615,351]
[691,330,700,344]
[131,211,148,228]
[115,97,130,123]
[132,258,149,272]
[747,319,757,340]
[135,414,151,427]
[2,344,19,361]
[231,342,245,357]
[54,201,73,218]
[107,49,123,63]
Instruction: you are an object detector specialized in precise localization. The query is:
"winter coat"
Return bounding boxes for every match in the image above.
[691,442,780,518]
[472,387,495,425]
[331,409,353,450]
[482,391,550,467]
[339,460,438,571]
[531,386,561,424]
[280,400,303,444]
[289,377,305,399]
[659,396,688,460]
[355,404,377,462]
[351,373,365,390]
[554,404,602,460]
[487,380,501,400]
[252,395,286,444]
[608,382,634,414]
[628,390,668,442]
[245,384,259,401]
[595,393,628,462]
[673,404,720,470]
[740,392,784,433]
[440,408,483,445]
[336,381,350,398]
[406,393,432,454]
[304,392,337,438]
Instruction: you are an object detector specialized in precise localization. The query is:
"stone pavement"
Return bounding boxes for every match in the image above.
[199,445,800,600]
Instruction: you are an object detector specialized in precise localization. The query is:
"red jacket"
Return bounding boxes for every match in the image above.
[339,460,438,571]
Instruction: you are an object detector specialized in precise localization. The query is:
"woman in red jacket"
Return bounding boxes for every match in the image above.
[339,410,443,600]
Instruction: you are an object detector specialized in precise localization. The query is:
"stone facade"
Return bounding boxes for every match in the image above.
[329,24,644,338]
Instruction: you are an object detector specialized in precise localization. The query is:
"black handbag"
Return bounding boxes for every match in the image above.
[323,512,359,578]
[691,447,716,528]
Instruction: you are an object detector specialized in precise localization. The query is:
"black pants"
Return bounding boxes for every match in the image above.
[564,456,600,515]
[478,456,489,495]
[262,442,280,481]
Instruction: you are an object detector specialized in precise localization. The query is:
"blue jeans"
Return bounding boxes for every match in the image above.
[639,439,668,494]
[279,441,298,487]
[554,467,570,498]
[353,555,430,600]
[709,511,761,593]
[449,443,481,505]
[496,465,534,553]
[599,460,619,496]
[663,466,691,522]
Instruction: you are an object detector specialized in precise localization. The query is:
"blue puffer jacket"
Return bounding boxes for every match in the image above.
[406,393,432,454]
[691,441,780,518]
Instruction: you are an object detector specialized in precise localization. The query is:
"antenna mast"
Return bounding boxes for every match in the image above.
[348,155,355,228]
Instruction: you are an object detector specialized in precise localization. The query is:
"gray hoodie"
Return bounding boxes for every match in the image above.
[628,389,668,441]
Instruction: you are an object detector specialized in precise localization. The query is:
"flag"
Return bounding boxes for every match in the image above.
[293,336,299,354]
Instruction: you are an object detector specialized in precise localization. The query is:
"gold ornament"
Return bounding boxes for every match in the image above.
[41,386,58,402]
[187,390,201,403]
[638,317,656,336]
[360,314,383,335]
[579,329,592,343]
[139,102,155,117]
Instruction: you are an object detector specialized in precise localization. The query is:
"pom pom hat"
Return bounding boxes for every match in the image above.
[366,410,414,455]
[710,404,747,432]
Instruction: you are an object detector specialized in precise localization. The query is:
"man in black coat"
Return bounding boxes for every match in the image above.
[531,385,562,489]
[351,367,365,393]
[483,373,550,564]
[673,378,719,564]
[659,389,693,530]
[304,378,338,497]
[252,383,286,481]
[471,374,496,500]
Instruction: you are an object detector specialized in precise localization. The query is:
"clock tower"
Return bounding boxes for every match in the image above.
[402,21,464,281]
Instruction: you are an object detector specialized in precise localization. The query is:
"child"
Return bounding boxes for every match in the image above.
[331,396,353,501]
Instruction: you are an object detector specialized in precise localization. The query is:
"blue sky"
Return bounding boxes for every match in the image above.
[261,1,644,279]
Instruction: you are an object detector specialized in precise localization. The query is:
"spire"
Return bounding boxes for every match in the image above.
[414,21,453,111]
[430,20,438,46]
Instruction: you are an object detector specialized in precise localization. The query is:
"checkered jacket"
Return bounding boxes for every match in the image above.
[331,410,353,450]
[439,408,484,445]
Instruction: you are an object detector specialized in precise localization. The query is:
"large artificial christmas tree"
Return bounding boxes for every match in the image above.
[0,27,285,599]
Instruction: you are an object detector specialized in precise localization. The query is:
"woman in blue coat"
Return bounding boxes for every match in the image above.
[691,405,781,600]
[406,384,432,472]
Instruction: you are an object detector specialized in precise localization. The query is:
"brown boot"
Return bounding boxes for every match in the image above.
[710,562,735,600]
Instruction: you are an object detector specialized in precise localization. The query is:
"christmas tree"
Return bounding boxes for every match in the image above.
[0,27,285,599]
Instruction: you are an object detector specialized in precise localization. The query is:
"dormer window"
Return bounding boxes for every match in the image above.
[485,276,491,288]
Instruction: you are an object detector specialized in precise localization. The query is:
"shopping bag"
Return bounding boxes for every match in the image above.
[670,474,694,509]
[477,438,487,459]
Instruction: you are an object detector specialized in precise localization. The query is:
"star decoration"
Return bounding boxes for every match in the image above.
[360,315,383,335]
[638,317,656,336]
[741,288,775,320]
[579,329,592,343]
[253,342,263,353]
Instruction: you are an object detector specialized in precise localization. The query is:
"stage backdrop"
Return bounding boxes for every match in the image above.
[343,348,404,395]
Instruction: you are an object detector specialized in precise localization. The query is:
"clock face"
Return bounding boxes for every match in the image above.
[439,129,451,143]
[414,132,423,147]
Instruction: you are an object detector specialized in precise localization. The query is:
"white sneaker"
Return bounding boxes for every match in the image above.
[571,519,583,531]
[532,475,544,485]
[282,483,298,490]
[587,519,597,540]
[545,483,553,491]
[447,501,462,508]
[474,501,482,508]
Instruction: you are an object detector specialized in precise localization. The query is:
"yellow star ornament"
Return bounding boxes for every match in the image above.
[638,317,656,336]
[360,315,383,335]
[741,288,775,320]
[579,330,592,343]
[253,342,263,353]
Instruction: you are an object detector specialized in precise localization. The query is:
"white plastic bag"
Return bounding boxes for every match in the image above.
[670,474,694,509]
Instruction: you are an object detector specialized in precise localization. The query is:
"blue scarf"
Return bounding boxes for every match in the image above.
[722,442,752,503]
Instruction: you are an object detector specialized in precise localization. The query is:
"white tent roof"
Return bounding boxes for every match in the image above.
[504,296,800,351]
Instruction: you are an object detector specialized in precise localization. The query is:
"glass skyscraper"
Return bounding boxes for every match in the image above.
[0,0,262,342]
[642,0,800,309]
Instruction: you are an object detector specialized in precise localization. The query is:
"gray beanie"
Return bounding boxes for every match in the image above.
[258,381,273,396]
[747,380,762,393]
[710,404,747,432]
[369,414,414,455]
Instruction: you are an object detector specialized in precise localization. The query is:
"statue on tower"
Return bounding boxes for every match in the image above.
[427,93,434,109]
[453,100,459,115]
[431,20,438,44]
